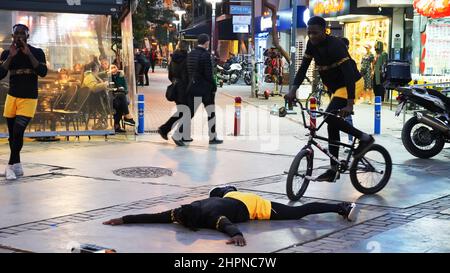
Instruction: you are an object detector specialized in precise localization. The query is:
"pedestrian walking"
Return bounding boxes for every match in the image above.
[185,34,222,145]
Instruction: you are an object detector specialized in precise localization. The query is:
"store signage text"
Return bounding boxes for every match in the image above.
[233,15,251,25]
[261,17,275,31]
[230,5,252,15]
[309,0,350,18]
[233,25,249,33]
[66,0,81,5]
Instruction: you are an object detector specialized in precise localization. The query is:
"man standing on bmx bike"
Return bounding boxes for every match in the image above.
[286,16,374,182]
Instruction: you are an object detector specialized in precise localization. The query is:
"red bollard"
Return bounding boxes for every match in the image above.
[234,97,242,136]
[309,97,317,129]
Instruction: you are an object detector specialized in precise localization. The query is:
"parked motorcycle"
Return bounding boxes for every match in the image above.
[385,60,450,158]
[395,86,450,158]
[216,60,243,86]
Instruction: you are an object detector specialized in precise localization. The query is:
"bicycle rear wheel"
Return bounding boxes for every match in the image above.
[349,144,392,194]
[286,149,313,201]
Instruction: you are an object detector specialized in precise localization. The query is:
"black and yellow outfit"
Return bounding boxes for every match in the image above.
[121,192,347,238]
[0,45,47,166]
[293,35,367,168]
[294,35,363,100]
[0,45,47,118]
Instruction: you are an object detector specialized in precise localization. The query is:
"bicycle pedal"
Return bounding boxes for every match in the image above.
[306,175,339,183]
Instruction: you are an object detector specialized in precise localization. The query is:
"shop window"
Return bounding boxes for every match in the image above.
[422,18,450,75]
[344,18,390,70]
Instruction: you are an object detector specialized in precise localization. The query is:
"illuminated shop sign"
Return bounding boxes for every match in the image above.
[230,5,252,15]
[309,0,350,18]
[414,0,450,18]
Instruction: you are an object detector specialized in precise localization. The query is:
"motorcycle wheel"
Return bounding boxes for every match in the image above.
[230,72,240,84]
[401,116,445,158]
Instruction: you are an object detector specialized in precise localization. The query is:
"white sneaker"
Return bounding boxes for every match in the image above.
[12,163,24,177]
[5,165,17,180]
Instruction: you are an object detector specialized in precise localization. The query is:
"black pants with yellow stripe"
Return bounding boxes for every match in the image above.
[324,97,364,168]
[270,202,340,220]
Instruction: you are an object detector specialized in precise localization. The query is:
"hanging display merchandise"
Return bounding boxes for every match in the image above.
[263,47,284,95]
[345,18,390,71]
[414,0,450,18]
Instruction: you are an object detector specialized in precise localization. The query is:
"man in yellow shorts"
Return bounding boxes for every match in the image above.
[103,185,357,246]
[286,16,374,182]
[0,24,47,180]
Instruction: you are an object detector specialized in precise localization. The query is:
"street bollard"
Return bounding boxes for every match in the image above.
[374,96,381,135]
[138,94,145,134]
[234,97,242,136]
[309,97,317,129]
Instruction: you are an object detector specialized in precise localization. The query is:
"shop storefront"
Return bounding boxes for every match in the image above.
[254,6,309,79]
[411,0,450,83]
[0,0,129,138]
[309,0,393,71]
[345,19,390,66]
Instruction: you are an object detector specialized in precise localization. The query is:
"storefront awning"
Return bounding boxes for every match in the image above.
[180,21,211,40]
[0,0,124,15]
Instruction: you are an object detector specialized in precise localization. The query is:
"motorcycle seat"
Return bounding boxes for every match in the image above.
[413,87,450,108]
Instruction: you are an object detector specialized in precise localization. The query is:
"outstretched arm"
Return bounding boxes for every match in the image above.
[215,216,246,246]
[103,210,173,225]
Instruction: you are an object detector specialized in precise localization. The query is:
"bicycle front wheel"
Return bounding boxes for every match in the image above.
[286,149,313,201]
[349,144,392,194]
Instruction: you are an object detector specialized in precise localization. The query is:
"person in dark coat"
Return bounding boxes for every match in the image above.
[103,185,358,247]
[135,49,150,86]
[185,33,222,145]
[149,47,158,73]
[157,41,192,144]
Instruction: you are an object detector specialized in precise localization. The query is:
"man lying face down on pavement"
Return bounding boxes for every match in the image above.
[103,186,357,246]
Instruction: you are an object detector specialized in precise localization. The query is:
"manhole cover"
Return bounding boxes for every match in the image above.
[113,167,173,178]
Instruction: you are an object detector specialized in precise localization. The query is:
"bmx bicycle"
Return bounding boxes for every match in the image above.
[286,101,392,201]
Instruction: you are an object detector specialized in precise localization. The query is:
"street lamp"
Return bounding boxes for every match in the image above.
[206,0,222,55]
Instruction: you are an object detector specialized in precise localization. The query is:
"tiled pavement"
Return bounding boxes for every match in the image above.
[0,169,448,253]
[0,68,448,253]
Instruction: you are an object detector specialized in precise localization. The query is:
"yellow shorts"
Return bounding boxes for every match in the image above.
[332,78,364,100]
[3,95,38,118]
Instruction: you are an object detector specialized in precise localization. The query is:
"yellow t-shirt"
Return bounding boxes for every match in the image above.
[224,192,272,220]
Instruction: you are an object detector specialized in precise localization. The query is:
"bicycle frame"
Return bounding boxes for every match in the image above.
[298,100,357,172]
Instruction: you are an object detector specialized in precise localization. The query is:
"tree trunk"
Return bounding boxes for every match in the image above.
[263,0,291,64]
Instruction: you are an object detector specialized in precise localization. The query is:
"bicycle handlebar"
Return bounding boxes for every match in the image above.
[296,100,353,129]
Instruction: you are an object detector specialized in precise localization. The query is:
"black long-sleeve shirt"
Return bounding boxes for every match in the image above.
[294,35,361,99]
[0,45,47,99]
[122,197,249,238]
